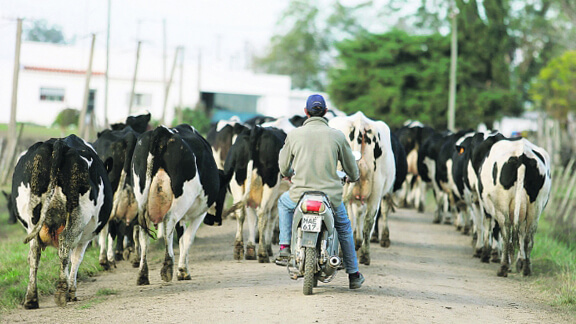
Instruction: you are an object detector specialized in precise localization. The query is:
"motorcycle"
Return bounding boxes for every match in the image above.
[286,189,342,295]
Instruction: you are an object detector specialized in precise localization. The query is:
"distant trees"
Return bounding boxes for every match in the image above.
[530,50,576,123]
[25,19,67,44]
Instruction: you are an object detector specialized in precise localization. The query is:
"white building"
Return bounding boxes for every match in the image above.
[0,41,331,128]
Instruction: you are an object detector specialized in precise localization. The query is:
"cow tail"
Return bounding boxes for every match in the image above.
[24,140,65,244]
[512,155,526,250]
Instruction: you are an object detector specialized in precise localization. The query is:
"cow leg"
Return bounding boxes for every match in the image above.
[130,224,141,268]
[98,223,112,270]
[491,222,502,263]
[24,238,41,309]
[264,210,276,257]
[358,207,376,265]
[378,198,391,248]
[471,202,485,258]
[55,228,74,307]
[256,209,269,263]
[177,215,204,280]
[350,203,365,250]
[234,207,246,260]
[416,178,426,213]
[161,217,177,282]
[481,215,493,263]
[245,207,258,260]
[113,220,126,261]
[68,240,91,302]
[137,224,150,285]
[497,217,512,277]
[521,227,535,276]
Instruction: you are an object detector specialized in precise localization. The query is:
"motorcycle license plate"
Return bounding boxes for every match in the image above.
[302,215,322,232]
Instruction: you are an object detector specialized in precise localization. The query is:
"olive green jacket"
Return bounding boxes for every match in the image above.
[278,117,359,206]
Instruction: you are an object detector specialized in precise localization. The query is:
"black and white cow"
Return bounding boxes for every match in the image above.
[206,116,245,170]
[372,130,408,247]
[329,112,396,265]
[222,126,288,262]
[93,126,141,269]
[435,129,475,230]
[9,134,112,308]
[452,131,501,261]
[395,121,436,212]
[464,135,551,276]
[131,124,226,285]
[417,130,453,224]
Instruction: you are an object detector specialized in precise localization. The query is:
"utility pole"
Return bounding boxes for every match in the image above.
[104,0,111,128]
[129,41,142,116]
[1,18,23,185]
[163,18,167,120]
[448,3,459,132]
[161,47,181,125]
[178,47,185,124]
[79,33,96,139]
[197,48,202,109]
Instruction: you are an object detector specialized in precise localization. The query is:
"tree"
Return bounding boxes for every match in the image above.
[253,0,369,90]
[25,19,67,44]
[530,50,576,123]
[328,27,520,130]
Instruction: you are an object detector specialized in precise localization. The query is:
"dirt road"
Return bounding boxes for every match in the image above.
[2,209,573,323]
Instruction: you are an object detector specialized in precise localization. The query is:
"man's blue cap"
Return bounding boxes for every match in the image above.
[306,94,326,114]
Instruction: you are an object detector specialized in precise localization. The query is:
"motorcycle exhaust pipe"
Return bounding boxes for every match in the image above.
[328,256,341,269]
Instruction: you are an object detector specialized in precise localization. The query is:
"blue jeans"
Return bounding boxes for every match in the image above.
[277,191,359,274]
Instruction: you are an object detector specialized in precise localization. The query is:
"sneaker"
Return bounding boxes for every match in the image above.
[349,272,365,289]
[275,248,291,266]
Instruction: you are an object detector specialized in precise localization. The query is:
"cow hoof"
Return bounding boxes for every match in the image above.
[132,260,140,268]
[473,248,482,258]
[497,266,509,277]
[456,225,463,231]
[99,259,111,271]
[380,238,390,248]
[491,252,501,263]
[234,242,244,260]
[443,218,452,225]
[114,251,123,262]
[137,275,150,286]
[462,225,471,235]
[418,204,425,213]
[161,265,174,282]
[432,218,441,224]
[258,252,270,263]
[23,298,39,310]
[359,251,370,265]
[54,290,68,307]
[522,260,532,276]
[245,244,256,260]
[177,268,191,280]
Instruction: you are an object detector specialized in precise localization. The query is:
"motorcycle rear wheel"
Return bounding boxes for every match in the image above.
[303,247,317,295]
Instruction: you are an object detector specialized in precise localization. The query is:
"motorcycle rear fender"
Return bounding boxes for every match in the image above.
[301,231,319,247]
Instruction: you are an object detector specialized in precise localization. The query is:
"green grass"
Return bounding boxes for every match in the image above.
[531,212,576,311]
[0,194,103,313]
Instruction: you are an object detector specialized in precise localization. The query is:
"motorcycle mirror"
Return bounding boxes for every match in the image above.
[352,151,361,161]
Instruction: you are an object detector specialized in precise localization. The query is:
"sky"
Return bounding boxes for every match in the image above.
[0,0,289,67]
[0,0,413,69]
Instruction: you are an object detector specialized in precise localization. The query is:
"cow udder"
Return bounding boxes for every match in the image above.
[147,169,173,224]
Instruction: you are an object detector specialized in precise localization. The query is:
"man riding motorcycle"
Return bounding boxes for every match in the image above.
[275,94,365,289]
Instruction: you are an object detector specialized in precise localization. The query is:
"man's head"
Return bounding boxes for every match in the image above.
[305,94,327,117]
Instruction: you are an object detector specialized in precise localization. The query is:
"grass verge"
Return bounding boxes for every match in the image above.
[0,194,103,313]
[531,213,576,312]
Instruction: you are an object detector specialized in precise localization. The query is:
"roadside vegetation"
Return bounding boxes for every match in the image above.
[0,192,103,313]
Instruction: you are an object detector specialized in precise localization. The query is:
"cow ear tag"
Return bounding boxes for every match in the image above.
[458,147,464,155]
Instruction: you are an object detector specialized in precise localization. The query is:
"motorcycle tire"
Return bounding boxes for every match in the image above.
[303,247,317,295]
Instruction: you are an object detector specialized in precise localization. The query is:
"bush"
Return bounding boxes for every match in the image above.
[174,105,211,136]
[52,108,79,129]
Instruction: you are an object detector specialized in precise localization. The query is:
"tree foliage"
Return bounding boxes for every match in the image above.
[530,50,576,122]
[253,0,369,90]
[24,20,67,44]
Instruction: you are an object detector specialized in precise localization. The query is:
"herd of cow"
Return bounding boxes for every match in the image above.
[3,110,551,309]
